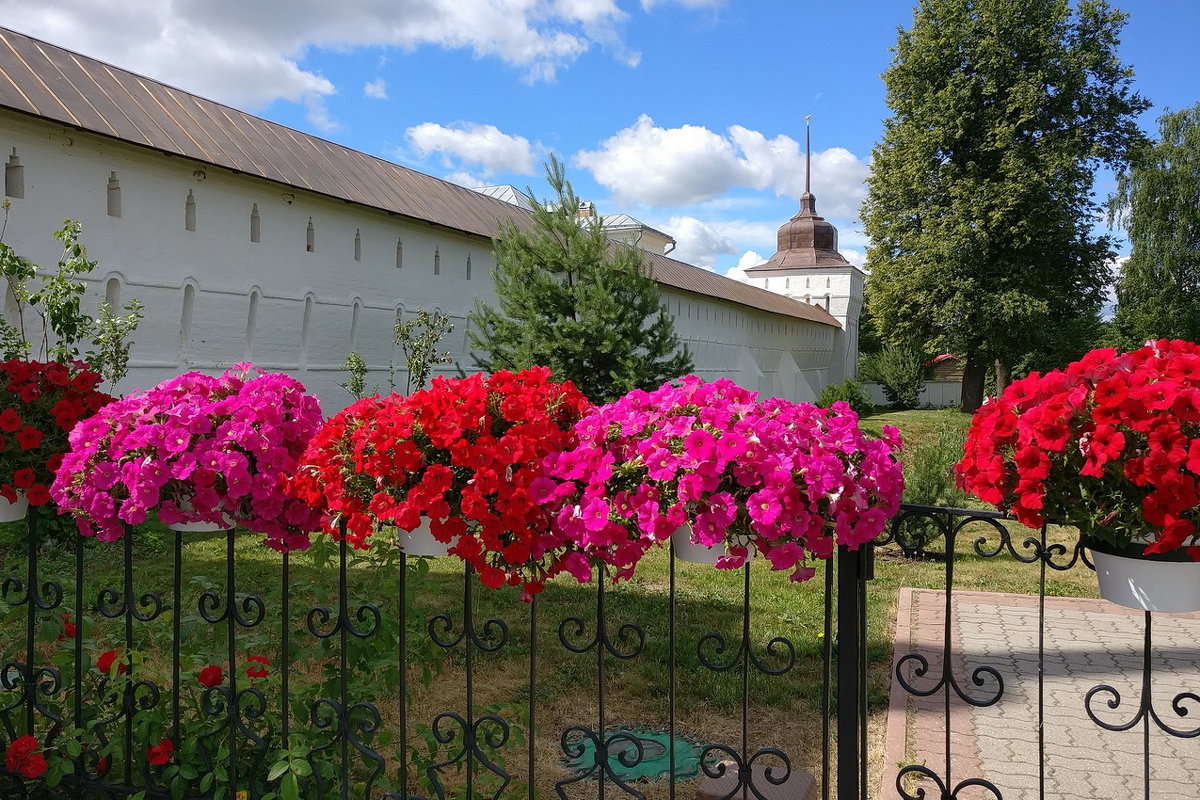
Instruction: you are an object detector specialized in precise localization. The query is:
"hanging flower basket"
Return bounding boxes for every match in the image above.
[542,377,904,582]
[291,368,591,598]
[52,364,323,551]
[957,340,1200,609]
[0,359,113,518]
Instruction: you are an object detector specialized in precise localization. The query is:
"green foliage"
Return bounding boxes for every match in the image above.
[0,210,144,386]
[340,351,369,400]
[901,422,970,508]
[817,378,874,416]
[468,155,692,403]
[861,0,1149,409]
[395,309,454,394]
[1108,102,1200,349]
[860,345,927,409]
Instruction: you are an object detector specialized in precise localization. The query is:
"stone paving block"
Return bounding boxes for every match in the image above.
[883,589,1200,800]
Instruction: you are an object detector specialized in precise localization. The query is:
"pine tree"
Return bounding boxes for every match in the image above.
[861,0,1148,411]
[1108,102,1200,348]
[469,156,692,403]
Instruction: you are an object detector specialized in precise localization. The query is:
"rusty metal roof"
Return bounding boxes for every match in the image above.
[0,26,838,328]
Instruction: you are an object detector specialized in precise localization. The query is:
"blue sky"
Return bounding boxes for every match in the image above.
[3,0,1197,280]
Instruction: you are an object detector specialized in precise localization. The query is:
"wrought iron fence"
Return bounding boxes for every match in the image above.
[0,513,876,800]
[877,505,1200,800]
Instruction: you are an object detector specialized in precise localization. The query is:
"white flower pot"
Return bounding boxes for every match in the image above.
[671,524,723,565]
[399,516,450,557]
[169,514,235,533]
[0,493,29,523]
[1092,548,1200,613]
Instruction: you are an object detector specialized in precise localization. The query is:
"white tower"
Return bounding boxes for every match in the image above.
[743,118,864,381]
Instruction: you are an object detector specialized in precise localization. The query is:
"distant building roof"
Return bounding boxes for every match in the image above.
[0,26,836,328]
[472,184,534,210]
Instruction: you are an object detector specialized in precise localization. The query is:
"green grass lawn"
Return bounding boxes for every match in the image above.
[0,408,1101,800]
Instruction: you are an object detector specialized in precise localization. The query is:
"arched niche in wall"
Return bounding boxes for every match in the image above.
[104,275,122,308]
[350,298,363,350]
[245,287,261,360]
[300,293,315,369]
[179,281,198,363]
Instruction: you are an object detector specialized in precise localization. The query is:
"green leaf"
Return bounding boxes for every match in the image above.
[281,772,301,800]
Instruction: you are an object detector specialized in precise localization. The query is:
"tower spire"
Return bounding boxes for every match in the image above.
[805,114,811,195]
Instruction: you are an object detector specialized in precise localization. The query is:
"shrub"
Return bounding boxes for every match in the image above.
[861,345,927,409]
[902,422,969,508]
[817,378,874,416]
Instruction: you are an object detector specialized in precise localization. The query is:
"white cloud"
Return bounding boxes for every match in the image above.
[574,115,870,215]
[363,79,388,100]
[302,94,339,133]
[725,250,765,283]
[663,216,738,268]
[0,0,633,114]
[443,170,484,189]
[406,122,538,178]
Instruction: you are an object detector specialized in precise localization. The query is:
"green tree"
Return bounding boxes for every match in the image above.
[0,210,143,386]
[861,0,1148,411]
[1108,102,1200,348]
[469,155,692,403]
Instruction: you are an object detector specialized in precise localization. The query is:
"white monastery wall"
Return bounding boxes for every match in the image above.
[1,110,839,411]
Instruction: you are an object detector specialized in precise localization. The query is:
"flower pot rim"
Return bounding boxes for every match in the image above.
[1081,535,1195,563]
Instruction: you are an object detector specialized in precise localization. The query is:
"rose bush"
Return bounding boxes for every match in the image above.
[956,339,1200,557]
[51,365,323,551]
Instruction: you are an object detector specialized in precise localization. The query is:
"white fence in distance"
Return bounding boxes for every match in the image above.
[862,380,962,409]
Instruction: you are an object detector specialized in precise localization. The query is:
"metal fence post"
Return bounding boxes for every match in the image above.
[836,543,871,800]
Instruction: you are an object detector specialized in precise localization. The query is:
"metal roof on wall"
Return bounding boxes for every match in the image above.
[0,26,838,328]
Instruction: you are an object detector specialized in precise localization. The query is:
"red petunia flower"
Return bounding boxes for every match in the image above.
[24,485,50,506]
[0,409,22,432]
[10,468,35,489]
[198,664,223,687]
[14,426,42,451]
[146,739,173,766]
[245,655,270,679]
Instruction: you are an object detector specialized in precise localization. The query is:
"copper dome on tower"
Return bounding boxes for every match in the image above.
[745,120,852,273]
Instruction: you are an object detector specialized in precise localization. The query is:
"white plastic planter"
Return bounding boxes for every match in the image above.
[399,516,450,557]
[671,524,724,565]
[1092,548,1200,613]
[169,514,235,533]
[0,493,29,523]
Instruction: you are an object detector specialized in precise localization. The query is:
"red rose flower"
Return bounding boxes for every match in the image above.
[146,739,173,766]
[5,735,47,779]
[245,655,270,679]
[57,612,76,642]
[198,664,223,687]
[96,649,126,675]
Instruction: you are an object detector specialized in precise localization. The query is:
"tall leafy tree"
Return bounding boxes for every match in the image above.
[1108,102,1200,348]
[861,0,1148,411]
[469,156,692,403]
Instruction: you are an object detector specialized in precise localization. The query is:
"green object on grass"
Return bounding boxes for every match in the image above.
[561,725,714,783]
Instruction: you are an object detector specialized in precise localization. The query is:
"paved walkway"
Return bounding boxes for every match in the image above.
[882,589,1200,800]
